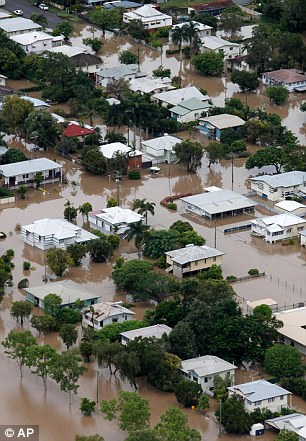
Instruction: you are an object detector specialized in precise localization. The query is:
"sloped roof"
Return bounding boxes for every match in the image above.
[93,206,143,225]
[48,45,86,57]
[64,123,95,137]
[0,18,42,33]
[104,0,139,8]
[199,113,245,129]
[10,31,55,46]
[142,135,182,152]
[84,301,135,322]
[171,21,212,32]
[170,97,211,115]
[181,355,236,377]
[120,324,172,340]
[153,86,208,106]
[20,96,49,108]
[275,200,306,212]
[201,35,239,50]
[228,380,291,402]
[99,142,131,159]
[251,214,305,229]
[250,171,306,189]
[70,52,102,68]
[96,64,139,80]
[265,413,305,431]
[129,76,174,94]
[262,69,306,84]
[0,158,61,178]
[166,244,225,265]
[274,307,306,346]
[124,4,170,20]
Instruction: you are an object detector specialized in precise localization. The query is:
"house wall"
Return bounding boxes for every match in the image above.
[240,394,289,413]
[250,180,306,201]
[22,228,82,250]
[128,155,142,169]
[200,43,240,59]
[181,368,235,393]
[251,222,306,243]
[79,63,103,75]
[262,74,306,92]
[5,27,40,36]
[22,38,53,54]
[83,312,134,330]
[2,167,61,189]
[198,123,222,140]
[169,26,212,46]
[301,234,306,247]
[172,108,209,123]
[89,214,129,237]
[282,336,306,355]
[167,254,223,278]
[123,14,172,30]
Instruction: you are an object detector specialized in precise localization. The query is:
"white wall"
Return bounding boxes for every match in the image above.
[243,395,289,413]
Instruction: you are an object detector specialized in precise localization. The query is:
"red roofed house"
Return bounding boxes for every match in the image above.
[188,0,234,15]
[64,122,95,141]
[262,69,306,92]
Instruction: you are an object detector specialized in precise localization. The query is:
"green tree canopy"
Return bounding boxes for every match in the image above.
[2,330,36,377]
[2,96,34,136]
[191,52,224,76]
[25,110,61,149]
[119,50,138,65]
[46,248,74,277]
[25,344,59,390]
[174,140,204,172]
[265,85,289,105]
[53,21,73,40]
[220,397,252,434]
[59,324,78,349]
[264,344,304,378]
[10,300,33,326]
[231,71,259,93]
[154,407,201,441]
[174,380,202,408]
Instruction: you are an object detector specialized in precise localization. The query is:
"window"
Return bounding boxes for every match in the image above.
[254,401,262,406]
[287,228,292,233]
[195,260,198,266]
[112,318,118,323]
[230,47,233,50]
[298,226,304,231]
[213,256,216,262]
[280,395,284,400]
[268,397,275,403]
[23,174,29,179]
[204,377,208,383]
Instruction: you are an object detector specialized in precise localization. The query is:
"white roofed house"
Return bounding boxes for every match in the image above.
[228,380,291,413]
[89,207,143,237]
[170,97,211,123]
[99,142,142,169]
[96,64,146,87]
[274,308,306,355]
[141,134,182,164]
[250,171,306,202]
[275,200,306,217]
[123,5,172,31]
[120,324,172,345]
[0,158,62,189]
[165,244,225,279]
[169,22,212,47]
[20,95,50,110]
[82,301,135,330]
[0,18,42,36]
[10,31,64,54]
[200,35,240,59]
[129,76,174,95]
[180,355,236,393]
[22,218,98,250]
[153,86,209,108]
[251,214,306,243]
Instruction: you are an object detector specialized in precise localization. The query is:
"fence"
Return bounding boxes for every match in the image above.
[228,272,266,283]
[0,196,15,205]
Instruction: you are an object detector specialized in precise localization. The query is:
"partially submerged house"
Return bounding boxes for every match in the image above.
[0,158,62,189]
[10,31,63,54]
[275,200,306,217]
[22,218,97,250]
[153,86,209,107]
[251,214,306,243]
[96,64,145,87]
[63,121,95,141]
[228,380,291,413]
[274,307,306,355]
[129,76,174,95]
[48,46,102,75]
[170,97,211,123]
[198,114,245,141]
[180,355,236,393]
[89,206,143,237]
[199,36,240,59]
[266,413,306,440]
[250,171,306,202]
[0,18,42,36]
[123,5,172,31]
[262,69,306,93]
[169,21,212,46]
[20,95,50,110]
[141,134,182,164]
[120,324,172,345]
[165,244,225,278]
[82,301,135,330]
[99,142,142,169]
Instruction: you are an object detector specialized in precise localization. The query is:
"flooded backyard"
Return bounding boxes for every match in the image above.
[1,21,306,441]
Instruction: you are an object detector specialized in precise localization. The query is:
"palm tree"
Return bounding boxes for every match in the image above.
[79,202,93,222]
[171,25,189,70]
[125,221,149,258]
[183,22,200,57]
[133,199,156,225]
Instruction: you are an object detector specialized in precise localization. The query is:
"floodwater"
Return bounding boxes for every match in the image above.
[0,22,306,441]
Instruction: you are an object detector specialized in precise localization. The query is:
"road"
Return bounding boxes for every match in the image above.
[5,0,62,28]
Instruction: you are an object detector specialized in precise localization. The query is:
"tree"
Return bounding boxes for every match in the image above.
[125,221,149,258]
[100,391,150,433]
[89,8,121,36]
[1,95,34,136]
[301,103,306,112]
[275,431,299,441]
[46,248,74,277]
[80,397,96,416]
[64,200,78,222]
[43,293,62,319]
[194,13,218,31]
[152,66,171,78]
[174,380,202,408]
[182,22,200,56]
[30,314,57,335]
[51,349,87,405]
[25,110,60,149]
[127,19,149,41]
[119,50,138,65]
[59,324,78,349]
[174,140,203,172]
[245,145,286,174]
[133,199,155,225]
[125,430,159,441]
[265,85,289,105]
[168,321,197,360]
[30,13,47,27]
[2,330,36,377]
[171,25,189,67]
[10,300,33,326]
[87,238,113,263]
[264,344,303,378]
[66,243,87,267]
[218,13,243,38]
[220,397,252,435]
[205,142,224,167]
[75,435,104,441]
[95,340,123,374]
[25,344,59,390]
[53,21,73,40]
[114,351,141,389]
[231,71,259,93]
[198,394,209,413]
[244,25,272,72]
[82,38,103,53]
[78,202,93,221]
[143,229,179,259]
[192,52,224,76]
[154,407,201,441]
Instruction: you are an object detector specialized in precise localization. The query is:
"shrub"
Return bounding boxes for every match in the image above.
[23,261,31,271]
[15,223,21,231]
[248,268,259,276]
[167,203,177,211]
[18,278,29,289]
[6,249,14,258]
[156,255,167,268]
[80,397,96,416]
[128,170,141,180]
[226,275,237,282]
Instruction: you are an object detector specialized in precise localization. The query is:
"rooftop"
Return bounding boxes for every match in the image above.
[84,301,135,321]
[181,189,256,215]
[120,324,172,341]
[248,298,278,309]
[0,18,42,33]
[104,0,139,8]
[275,200,306,212]
[199,113,245,129]
[192,0,234,12]
[0,158,61,178]
[25,280,100,304]
[10,31,60,46]
[266,414,306,431]
[99,142,131,159]
[142,135,182,152]
[274,307,306,346]
[124,5,171,22]
[96,64,139,80]
[48,45,87,57]
[129,76,174,94]
[171,21,212,32]
[64,123,95,137]
[92,206,143,225]
[250,171,306,189]
[228,379,291,402]
[166,244,225,265]
[20,96,49,108]
[153,86,209,106]
[170,97,211,115]
[262,69,306,84]
[251,213,305,229]
[181,355,236,377]
[201,35,239,50]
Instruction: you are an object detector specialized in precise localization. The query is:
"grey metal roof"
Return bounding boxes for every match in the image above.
[265,414,305,431]
[199,113,245,129]
[153,86,208,106]
[0,158,62,178]
[166,244,225,265]
[96,64,139,80]
[170,97,211,115]
[250,171,306,189]
[228,380,291,402]
[104,1,139,8]
[181,355,236,377]
[0,18,42,33]
[181,189,256,215]
[120,324,172,340]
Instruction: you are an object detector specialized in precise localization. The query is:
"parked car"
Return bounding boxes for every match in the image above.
[13,9,23,15]
[39,3,48,10]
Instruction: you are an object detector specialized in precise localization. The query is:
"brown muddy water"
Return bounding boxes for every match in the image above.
[1,22,306,441]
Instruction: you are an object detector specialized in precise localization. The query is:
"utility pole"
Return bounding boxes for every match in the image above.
[219,399,222,437]
[115,173,120,206]
[137,48,140,72]
[231,154,234,191]
[96,370,99,403]
[214,218,217,248]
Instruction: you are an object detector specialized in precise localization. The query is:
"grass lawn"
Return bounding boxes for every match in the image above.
[160,0,214,11]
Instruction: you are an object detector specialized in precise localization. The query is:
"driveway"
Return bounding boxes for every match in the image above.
[5,0,62,28]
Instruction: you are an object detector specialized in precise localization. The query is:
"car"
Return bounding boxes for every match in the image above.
[13,9,23,16]
[39,3,49,9]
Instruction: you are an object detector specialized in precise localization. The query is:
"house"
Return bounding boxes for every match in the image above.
[300,230,306,247]
[141,134,182,163]
[99,142,142,169]
[0,158,62,189]
[228,380,291,413]
[169,21,212,46]
[180,187,256,220]
[0,76,18,102]
[88,206,143,237]
[129,76,174,95]
[188,0,234,15]
[247,298,279,314]
[274,308,306,355]
[250,171,306,202]
[10,31,64,54]
[63,121,95,141]
[275,200,306,217]
[0,75,7,87]
[20,96,50,110]
[180,355,237,393]
[103,0,140,11]
[96,64,146,87]
[120,324,172,345]
[82,301,135,330]
[265,413,306,440]
[165,244,225,279]
[251,214,306,243]
[261,69,306,93]
[226,55,252,73]
[198,113,245,140]
[24,280,100,308]
[48,46,102,75]
[0,12,12,20]
[0,18,42,36]
[170,97,211,123]
[200,36,240,59]
[123,5,172,31]
[153,86,209,107]
[22,218,98,250]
